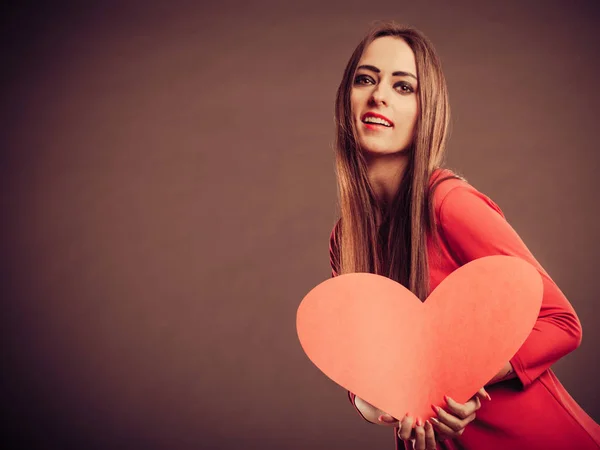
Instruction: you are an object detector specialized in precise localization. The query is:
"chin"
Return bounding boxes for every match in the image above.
[360,142,406,157]
[359,135,405,153]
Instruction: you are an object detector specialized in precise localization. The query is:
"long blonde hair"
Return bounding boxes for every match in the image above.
[334,22,457,300]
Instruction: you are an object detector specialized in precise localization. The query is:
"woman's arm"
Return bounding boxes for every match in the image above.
[350,393,399,426]
[438,184,583,388]
[487,361,516,385]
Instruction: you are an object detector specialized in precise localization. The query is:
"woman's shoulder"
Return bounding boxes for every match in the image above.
[430,168,469,193]
[430,168,505,221]
[429,168,471,208]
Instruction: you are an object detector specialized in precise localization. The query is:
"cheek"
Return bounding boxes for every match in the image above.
[397,100,419,128]
[350,88,371,109]
[390,104,418,143]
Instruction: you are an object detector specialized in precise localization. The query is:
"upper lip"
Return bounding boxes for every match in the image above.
[361,111,394,126]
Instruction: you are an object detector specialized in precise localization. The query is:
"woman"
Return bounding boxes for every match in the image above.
[328,22,600,450]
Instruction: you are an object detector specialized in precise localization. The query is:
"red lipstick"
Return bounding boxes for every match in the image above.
[361,111,394,128]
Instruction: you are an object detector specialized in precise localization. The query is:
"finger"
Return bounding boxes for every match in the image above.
[398,414,415,441]
[424,420,437,450]
[430,415,462,439]
[414,418,425,450]
[377,413,399,426]
[475,387,492,401]
[433,405,476,433]
[444,395,481,419]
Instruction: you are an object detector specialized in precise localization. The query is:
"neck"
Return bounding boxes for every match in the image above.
[364,151,409,210]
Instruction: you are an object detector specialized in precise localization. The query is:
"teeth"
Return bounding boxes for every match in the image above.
[363,116,392,127]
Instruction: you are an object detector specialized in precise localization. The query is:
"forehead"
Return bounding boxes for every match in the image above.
[358,36,417,74]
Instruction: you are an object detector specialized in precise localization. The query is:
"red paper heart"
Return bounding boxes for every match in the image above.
[296,255,543,422]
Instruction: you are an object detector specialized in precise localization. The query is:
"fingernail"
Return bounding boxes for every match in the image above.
[486,392,492,401]
[444,395,452,404]
[430,417,440,425]
[377,415,384,422]
[430,404,440,415]
[416,418,423,427]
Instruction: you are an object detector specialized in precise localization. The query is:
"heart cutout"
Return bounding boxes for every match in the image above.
[296,255,543,421]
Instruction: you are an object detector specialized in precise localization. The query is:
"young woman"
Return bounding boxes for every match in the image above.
[328,22,600,450]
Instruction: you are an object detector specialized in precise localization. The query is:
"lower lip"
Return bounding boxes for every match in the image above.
[363,122,392,131]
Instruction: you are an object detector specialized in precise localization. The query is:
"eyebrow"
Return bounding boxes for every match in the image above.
[357,64,418,81]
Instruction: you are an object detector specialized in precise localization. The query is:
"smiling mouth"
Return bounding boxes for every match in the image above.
[363,120,392,128]
[361,114,393,127]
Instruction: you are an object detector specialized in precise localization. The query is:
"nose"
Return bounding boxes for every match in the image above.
[370,84,389,106]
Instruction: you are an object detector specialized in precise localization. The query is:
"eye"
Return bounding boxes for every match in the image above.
[395,81,415,94]
[354,74,375,85]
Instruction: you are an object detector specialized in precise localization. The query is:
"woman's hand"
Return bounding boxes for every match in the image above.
[359,386,490,447]
[397,415,437,450]
[354,395,399,427]
[429,387,491,441]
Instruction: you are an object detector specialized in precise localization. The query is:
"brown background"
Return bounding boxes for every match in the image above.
[2,0,599,449]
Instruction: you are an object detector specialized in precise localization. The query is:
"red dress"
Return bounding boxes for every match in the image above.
[329,170,600,449]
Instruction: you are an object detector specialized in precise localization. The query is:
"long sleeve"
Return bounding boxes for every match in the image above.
[437,184,582,388]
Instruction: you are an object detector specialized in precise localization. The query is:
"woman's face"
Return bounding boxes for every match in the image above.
[350,36,419,156]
